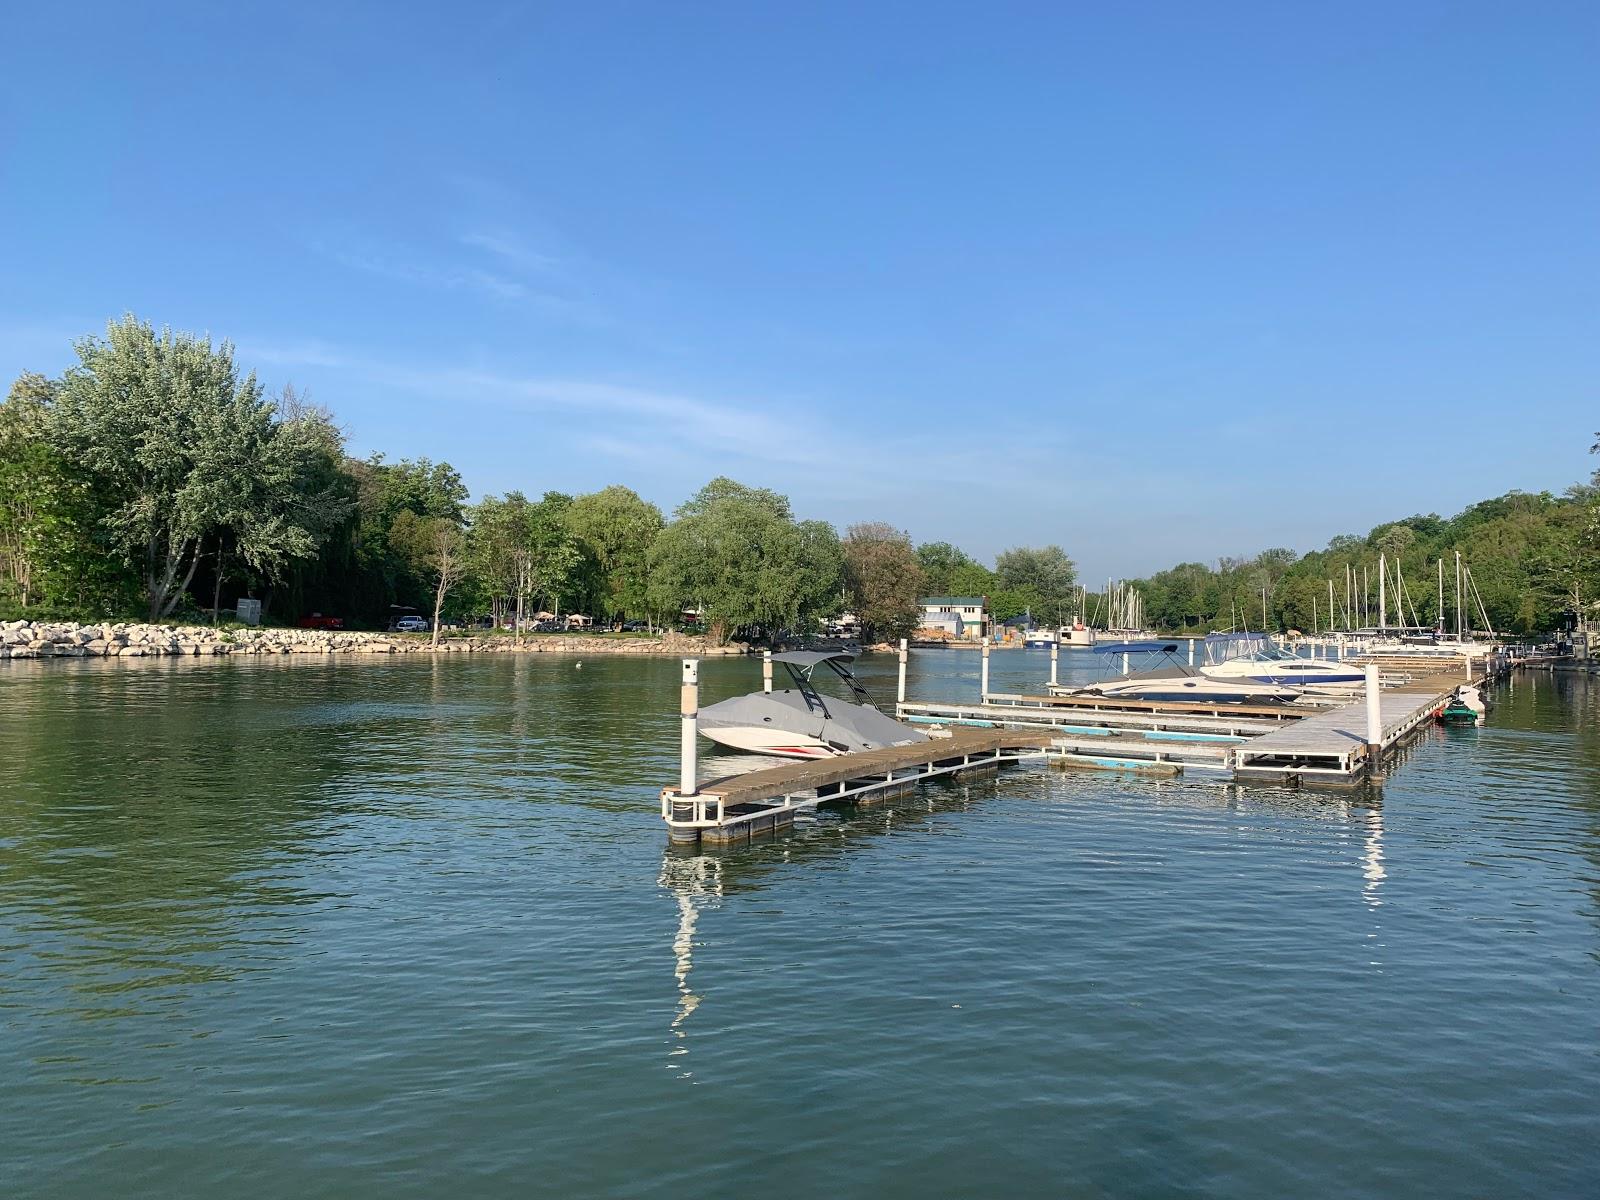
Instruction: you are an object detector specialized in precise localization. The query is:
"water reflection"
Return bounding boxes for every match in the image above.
[1359,799,1386,910]
[657,852,722,1080]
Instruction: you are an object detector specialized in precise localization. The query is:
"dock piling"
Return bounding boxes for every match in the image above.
[897,639,908,704]
[1049,642,1059,686]
[1364,663,1382,755]
[980,640,991,700]
[762,650,773,694]
[1187,639,1195,666]
[680,658,700,796]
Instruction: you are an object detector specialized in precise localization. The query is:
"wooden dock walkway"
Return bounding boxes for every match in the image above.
[1018,690,1317,720]
[899,698,1285,737]
[659,653,1506,845]
[661,727,1056,846]
[1233,672,1473,784]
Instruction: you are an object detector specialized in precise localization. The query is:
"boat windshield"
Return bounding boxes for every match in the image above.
[1203,633,1303,665]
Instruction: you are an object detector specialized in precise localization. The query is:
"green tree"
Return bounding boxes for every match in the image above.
[564,485,664,625]
[389,512,466,647]
[946,560,997,599]
[0,375,82,609]
[50,316,346,620]
[994,545,1076,620]
[915,541,978,595]
[842,522,926,642]
[648,478,842,643]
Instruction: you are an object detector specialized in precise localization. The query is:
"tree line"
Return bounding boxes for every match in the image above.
[0,316,1085,643]
[4,316,1592,641]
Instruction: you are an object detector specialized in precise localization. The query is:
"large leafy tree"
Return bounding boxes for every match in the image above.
[468,492,532,630]
[50,316,348,620]
[648,477,842,643]
[843,522,925,642]
[915,541,980,596]
[994,545,1077,620]
[564,485,664,625]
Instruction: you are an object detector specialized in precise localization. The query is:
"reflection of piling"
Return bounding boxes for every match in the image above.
[762,650,773,693]
[897,638,908,704]
[680,659,699,796]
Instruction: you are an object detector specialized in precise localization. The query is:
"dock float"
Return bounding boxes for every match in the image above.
[660,725,1057,846]
[660,652,1508,845]
[1232,670,1484,785]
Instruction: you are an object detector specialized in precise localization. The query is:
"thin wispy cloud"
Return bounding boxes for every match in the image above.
[326,246,531,302]
[459,230,557,273]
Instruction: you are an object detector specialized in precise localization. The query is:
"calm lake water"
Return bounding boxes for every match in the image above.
[2,648,1597,1198]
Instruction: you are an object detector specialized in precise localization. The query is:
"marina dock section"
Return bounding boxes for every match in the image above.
[660,646,1514,846]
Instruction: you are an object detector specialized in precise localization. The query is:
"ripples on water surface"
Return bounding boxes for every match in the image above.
[2,651,1597,1198]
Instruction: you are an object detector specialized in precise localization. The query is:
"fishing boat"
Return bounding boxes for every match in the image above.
[1062,642,1304,704]
[1199,632,1366,687]
[697,650,929,759]
[1023,627,1059,648]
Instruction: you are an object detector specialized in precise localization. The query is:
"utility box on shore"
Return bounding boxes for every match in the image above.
[236,598,261,626]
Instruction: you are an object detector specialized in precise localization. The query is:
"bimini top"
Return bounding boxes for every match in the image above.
[1093,641,1179,655]
[770,650,857,668]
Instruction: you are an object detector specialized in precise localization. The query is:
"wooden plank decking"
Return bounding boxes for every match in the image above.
[683,726,1057,808]
[1235,672,1470,778]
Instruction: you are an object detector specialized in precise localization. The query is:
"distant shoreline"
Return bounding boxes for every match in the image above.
[0,620,747,661]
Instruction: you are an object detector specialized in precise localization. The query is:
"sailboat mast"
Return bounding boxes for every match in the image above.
[1437,558,1444,634]
[1378,555,1387,633]
[1455,551,1463,640]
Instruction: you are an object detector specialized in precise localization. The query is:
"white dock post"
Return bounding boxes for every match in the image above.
[1122,650,1131,676]
[1187,639,1195,666]
[680,658,700,796]
[762,650,773,693]
[1364,662,1382,755]
[1049,642,1059,686]
[980,640,991,700]
[897,638,908,704]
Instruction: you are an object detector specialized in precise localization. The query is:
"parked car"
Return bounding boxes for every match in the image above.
[393,615,429,633]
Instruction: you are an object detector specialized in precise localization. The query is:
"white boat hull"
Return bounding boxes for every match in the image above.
[700,725,840,759]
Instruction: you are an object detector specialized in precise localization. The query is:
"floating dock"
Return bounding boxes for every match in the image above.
[661,725,1057,845]
[660,645,1508,845]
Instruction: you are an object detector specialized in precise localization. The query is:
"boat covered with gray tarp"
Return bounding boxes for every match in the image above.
[698,650,931,759]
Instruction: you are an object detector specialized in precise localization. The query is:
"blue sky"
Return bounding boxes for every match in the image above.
[2,2,1595,581]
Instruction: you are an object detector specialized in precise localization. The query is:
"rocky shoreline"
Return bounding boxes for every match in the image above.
[0,620,748,660]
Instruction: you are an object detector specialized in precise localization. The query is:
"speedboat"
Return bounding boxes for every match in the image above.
[697,650,930,759]
[1062,642,1304,704]
[1199,633,1365,687]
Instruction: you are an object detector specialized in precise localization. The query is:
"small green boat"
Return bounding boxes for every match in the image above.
[1438,698,1479,726]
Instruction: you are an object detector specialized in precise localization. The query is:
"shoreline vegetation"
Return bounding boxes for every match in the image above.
[0,619,745,661]
[3,315,1598,642]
